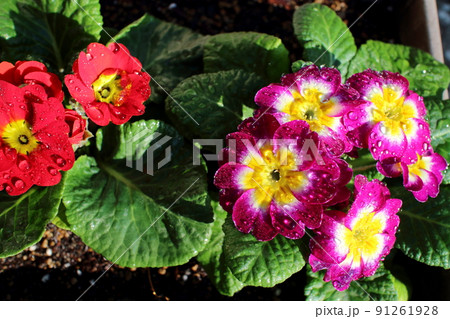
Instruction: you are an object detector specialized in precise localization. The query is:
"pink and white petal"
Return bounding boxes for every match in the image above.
[346,69,383,98]
[309,254,332,273]
[273,120,318,170]
[325,186,351,207]
[292,169,336,204]
[347,184,388,228]
[327,262,359,291]
[310,235,348,265]
[219,188,243,214]
[402,162,424,191]
[238,114,281,140]
[252,210,278,241]
[377,160,402,178]
[214,163,254,190]
[254,84,294,112]
[315,210,347,237]
[317,126,347,157]
[269,201,306,239]
[401,118,431,163]
[232,189,266,234]
[354,174,369,195]
[225,132,260,164]
[368,122,406,161]
[412,169,440,202]
[427,152,448,184]
[343,102,376,148]
[379,71,409,97]
[403,91,426,119]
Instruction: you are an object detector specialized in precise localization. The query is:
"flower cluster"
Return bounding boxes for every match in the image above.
[344,70,447,202]
[214,64,446,290]
[0,43,150,196]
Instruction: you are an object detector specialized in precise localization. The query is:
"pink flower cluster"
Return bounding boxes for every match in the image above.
[214,65,447,290]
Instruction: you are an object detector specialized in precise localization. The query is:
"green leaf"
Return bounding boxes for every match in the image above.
[112,14,207,104]
[62,120,213,267]
[347,40,450,97]
[0,182,64,257]
[305,264,404,301]
[426,99,450,184]
[393,185,450,269]
[291,60,314,72]
[199,200,307,295]
[166,70,266,141]
[293,3,357,75]
[197,200,244,296]
[203,32,290,83]
[0,0,103,74]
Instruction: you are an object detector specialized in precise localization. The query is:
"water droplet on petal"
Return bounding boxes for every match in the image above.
[347,111,357,120]
[423,142,429,151]
[3,173,10,179]
[48,167,58,176]
[5,185,13,193]
[51,155,66,168]
[18,159,31,171]
[377,141,382,147]
[13,178,25,189]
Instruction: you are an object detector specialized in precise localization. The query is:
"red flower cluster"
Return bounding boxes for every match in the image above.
[65,43,151,126]
[0,81,75,196]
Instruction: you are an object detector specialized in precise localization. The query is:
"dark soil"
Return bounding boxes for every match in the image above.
[1,0,448,301]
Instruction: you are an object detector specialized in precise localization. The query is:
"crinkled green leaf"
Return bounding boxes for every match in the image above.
[291,60,314,72]
[112,14,207,104]
[0,0,102,74]
[348,40,450,97]
[203,32,290,83]
[197,200,244,296]
[305,264,405,301]
[62,120,213,267]
[393,185,450,269]
[166,69,266,141]
[199,201,307,295]
[426,99,450,184]
[0,182,64,257]
[293,3,357,74]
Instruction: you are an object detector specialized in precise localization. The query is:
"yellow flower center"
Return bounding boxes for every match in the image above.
[407,154,427,176]
[1,120,39,155]
[240,144,307,208]
[92,71,130,106]
[281,88,336,133]
[342,212,384,263]
[370,87,417,136]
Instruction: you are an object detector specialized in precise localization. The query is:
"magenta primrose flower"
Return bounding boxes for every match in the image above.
[343,70,431,163]
[254,65,361,157]
[309,175,401,291]
[377,149,447,202]
[214,114,352,241]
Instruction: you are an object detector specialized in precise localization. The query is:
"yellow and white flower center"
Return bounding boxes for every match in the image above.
[370,87,417,136]
[342,212,384,264]
[1,120,39,155]
[407,154,428,177]
[240,144,307,208]
[282,88,337,133]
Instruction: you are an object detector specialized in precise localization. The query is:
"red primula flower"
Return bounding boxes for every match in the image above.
[65,109,89,145]
[0,61,64,101]
[0,81,75,196]
[65,43,151,126]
